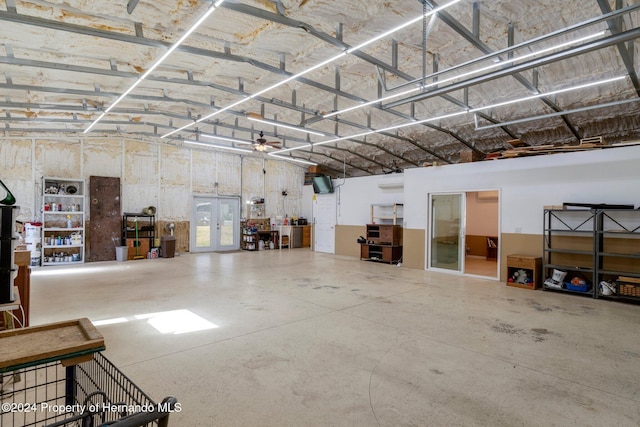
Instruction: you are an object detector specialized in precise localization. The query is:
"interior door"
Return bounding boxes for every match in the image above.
[428,193,465,273]
[313,194,336,254]
[191,196,240,252]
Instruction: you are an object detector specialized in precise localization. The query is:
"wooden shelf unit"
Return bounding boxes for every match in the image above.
[507,255,542,290]
[360,224,403,264]
[370,203,403,225]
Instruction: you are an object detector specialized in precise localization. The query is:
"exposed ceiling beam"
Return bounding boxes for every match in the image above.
[421,0,580,140]
[597,0,640,97]
[127,0,141,15]
[384,28,640,107]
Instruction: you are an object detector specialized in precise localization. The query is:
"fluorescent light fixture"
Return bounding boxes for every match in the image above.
[276,109,468,154]
[164,97,248,138]
[328,31,606,119]
[278,74,627,154]
[418,31,606,92]
[84,1,226,133]
[84,112,107,133]
[469,75,626,112]
[268,153,318,165]
[200,133,253,145]
[161,0,461,137]
[247,114,325,136]
[184,139,253,153]
[324,86,422,118]
[475,97,640,131]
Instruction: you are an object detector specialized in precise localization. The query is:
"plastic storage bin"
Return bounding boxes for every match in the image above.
[161,235,176,258]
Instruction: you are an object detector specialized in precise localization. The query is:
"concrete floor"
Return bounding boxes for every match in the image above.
[30,250,640,426]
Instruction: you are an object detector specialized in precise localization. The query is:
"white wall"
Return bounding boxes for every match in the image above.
[404,145,640,233]
[329,145,640,236]
[334,174,405,226]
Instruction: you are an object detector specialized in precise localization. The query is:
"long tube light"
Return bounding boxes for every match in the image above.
[84,0,226,133]
[391,4,640,93]
[326,31,605,118]
[247,115,325,136]
[274,109,467,154]
[184,139,253,153]
[267,153,318,165]
[275,76,626,154]
[161,0,462,138]
[200,133,253,145]
[469,76,626,113]
[474,97,640,131]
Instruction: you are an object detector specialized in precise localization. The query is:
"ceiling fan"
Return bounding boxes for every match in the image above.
[253,131,281,152]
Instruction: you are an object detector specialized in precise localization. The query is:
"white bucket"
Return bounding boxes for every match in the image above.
[25,238,42,266]
[30,250,41,266]
[115,246,128,262]
[24,223,42,238]
[25,236,41,245]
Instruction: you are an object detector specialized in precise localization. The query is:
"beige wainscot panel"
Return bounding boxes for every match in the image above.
[402,228,426,270]
[83,138,123,178]
[335,225,366,259]
[35,139,82,179]
[500,233,543,282]
[191,149,217,193]
[217,153,241,196]
[0,138,35,220]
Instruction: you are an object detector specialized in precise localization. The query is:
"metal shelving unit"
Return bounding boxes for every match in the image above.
[542,209,598,297]
[596,209,640,301]
[121,213,155,257]
[543,208,640,302]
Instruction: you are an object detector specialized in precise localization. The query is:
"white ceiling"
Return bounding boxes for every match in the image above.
[0,0,639,176]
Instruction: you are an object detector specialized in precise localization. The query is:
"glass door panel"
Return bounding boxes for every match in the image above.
[429,193,464,272]
[217,198,239,251]
[193,198,214,251]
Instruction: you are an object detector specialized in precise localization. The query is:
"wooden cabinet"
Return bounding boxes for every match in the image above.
[507,255,541,290]
[366,224,402,245]
[360,224,403,264]
[301,225,311,248]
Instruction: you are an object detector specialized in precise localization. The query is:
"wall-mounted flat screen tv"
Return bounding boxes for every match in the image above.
[312,175,334,194]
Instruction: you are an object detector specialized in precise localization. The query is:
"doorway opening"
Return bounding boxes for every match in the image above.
[427,190,499,279]
[190,196,240,252]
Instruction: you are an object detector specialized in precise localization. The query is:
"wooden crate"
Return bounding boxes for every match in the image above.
[617,278,640,297]
[507,255,542,290]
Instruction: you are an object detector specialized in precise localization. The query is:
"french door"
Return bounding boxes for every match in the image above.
[428,193,465,273]
[191,196,240,252]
